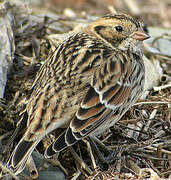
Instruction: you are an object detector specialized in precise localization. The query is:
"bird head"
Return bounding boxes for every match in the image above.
[85,14,150,56]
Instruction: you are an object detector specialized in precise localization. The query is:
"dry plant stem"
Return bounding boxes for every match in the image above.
[168,154,171,179]
[123,161,139,177]
[161,170,171,177]
[26,155,38,179]
[74,160,89,179]
[169,154,171,168]
[10,91,20,107]
[117,121,149,135]
[144,109,157,132]
[107,6,117,14]
[154,130,166,139]
[115,152,121,178]
[134,101,170,106]
[71,170,81,180]
[0,162,19,180]
[146,160,161,177]
[132,152,169,161]
[127,159,140,175]
[83,139,97,169]
[146,146,171,156]
[149,109,158,119]
[69,147,92,175]
[101,133,112,143]
[153,83,171,91]
[156,145,162,167]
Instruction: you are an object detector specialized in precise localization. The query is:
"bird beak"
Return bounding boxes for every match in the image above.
[130,29,150,41]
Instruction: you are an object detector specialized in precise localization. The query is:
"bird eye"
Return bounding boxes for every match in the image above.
[115,25,123,32]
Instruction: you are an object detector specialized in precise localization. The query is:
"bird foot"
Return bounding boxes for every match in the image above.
[88,137,119,171]
[97,149,119,171]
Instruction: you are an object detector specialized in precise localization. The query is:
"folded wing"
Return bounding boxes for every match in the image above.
[45,53,136,157]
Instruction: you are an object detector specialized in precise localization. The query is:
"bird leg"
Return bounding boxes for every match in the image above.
[88,137,119,170]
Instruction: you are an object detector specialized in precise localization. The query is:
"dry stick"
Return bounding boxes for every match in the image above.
[167,154,171,179]
[153,83,171,91]
[0,162,19,180]
[71,170,81,180]
[131,152,170,161]
[10,91,20,107]
[101,133,112,143]
[127,159,140,175]
[156,145,162,167]
[115,152,121,179]
[143,109,157,132]
[107,6,117,14]
[161,169,171,177]
[26,155,38,179]
[69,147,92,175]
[146,160,161,177]
[122,161,140,177]
[146,146,171,156]
[134,101,170,106]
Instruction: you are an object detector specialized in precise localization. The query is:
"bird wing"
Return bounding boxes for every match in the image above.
[69,53,134,136]
[45,52,137,157]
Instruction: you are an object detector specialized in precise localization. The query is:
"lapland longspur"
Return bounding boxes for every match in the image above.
[6,13,150,175]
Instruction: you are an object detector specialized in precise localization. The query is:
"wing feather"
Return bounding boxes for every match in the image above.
[70,53,134,133]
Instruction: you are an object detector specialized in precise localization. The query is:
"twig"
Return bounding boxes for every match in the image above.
[134,101,170,106]
[146,146,171,156]
[69,147,92,175]
[143,109,157,132]
[107,6,117,14]
[115,152,121,177]
[153,83,171,91]
[156,145,162,167]
[131,152,170,161]
[71,170,81,180]
[127,159,140,175]
[26,155,38,179]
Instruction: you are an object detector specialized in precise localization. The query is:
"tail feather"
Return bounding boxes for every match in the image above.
[44,131,67,158]
[45,127,78,158]
[6,138,40,175]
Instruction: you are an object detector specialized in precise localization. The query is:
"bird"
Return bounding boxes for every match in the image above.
[6,13,150,175]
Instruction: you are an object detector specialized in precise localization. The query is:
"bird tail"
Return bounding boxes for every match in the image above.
[45,127,78,158]
[6,138,40,175]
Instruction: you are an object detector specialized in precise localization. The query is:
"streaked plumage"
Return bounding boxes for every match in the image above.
[6,14,150,175]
